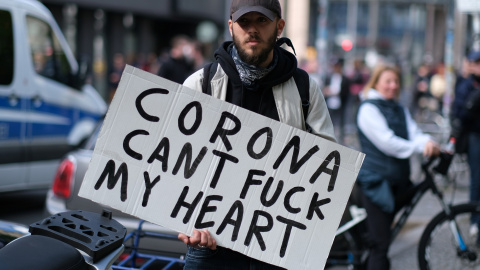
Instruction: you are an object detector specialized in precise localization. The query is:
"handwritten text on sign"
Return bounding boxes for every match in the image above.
[79,66,364,270]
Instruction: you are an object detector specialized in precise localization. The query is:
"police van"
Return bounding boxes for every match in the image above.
[0,0,107,192]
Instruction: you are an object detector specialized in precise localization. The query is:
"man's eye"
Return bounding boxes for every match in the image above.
[258,17,268,22]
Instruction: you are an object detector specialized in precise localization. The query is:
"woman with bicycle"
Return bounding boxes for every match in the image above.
[356,64,440,270]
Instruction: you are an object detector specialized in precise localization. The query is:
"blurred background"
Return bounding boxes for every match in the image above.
[39,0,479,109]
[1,2,478,268]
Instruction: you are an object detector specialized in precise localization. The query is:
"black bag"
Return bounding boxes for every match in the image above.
[455,130,469,154]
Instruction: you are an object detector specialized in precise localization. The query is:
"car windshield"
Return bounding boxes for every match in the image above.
[84,120,103,150]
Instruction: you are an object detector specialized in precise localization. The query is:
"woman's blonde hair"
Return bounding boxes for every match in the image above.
[362,64,401,99]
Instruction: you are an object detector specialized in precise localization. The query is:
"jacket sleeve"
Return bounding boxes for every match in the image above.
[182,69,204,92]
[306,76,337,142]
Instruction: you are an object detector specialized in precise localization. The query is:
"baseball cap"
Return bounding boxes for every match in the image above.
[230,0,281,22]
[467,51,480,62]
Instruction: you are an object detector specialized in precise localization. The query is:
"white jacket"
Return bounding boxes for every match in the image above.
[183,65,336,142]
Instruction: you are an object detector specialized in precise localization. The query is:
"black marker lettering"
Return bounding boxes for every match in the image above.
[147,137,170,172]
[136,88,169,122]
[247,127,272,159]
[170,186,203,224]
[244,210,273,251]
[284,187,305,214]
[142,172,160,207]
[309,150,340,192]
[178,101,202,135]
[306,193,331,220]
[209,112,241,151]
[210,150,239,189]
[123,130,149,160]
[195,195,223,229]
[240,170,265,199]
[276,216,307,258]
[172,143,208,179]
[260,177,283,207]
[273,136,319,174]
[216,200,244,241]
[94,160,128,202]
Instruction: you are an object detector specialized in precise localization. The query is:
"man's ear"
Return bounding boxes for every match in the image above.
[277,19,285,37]
[228,19,233,37]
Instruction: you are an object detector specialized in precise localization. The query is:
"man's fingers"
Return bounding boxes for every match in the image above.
[190,230,202,245]
[178,230,217,249]
[199,230,209,247]
[205,230,217,250]
[178,233,189,244]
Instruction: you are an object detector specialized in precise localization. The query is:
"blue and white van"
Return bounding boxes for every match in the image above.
[0,0,107,192]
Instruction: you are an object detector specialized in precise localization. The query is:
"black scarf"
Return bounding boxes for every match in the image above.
[230,45,278,89]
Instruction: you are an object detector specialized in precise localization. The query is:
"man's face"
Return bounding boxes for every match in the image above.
[229,12,285,68]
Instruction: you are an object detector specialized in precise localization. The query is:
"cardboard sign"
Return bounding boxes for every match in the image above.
[79,65,365,269]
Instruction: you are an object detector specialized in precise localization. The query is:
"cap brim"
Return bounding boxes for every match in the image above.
[232,6,276,22]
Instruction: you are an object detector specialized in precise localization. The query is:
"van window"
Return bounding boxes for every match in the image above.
[26,16,72,85]
[0,10,14,85]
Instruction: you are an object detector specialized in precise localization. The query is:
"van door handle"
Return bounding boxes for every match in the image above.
[8,94,19,106]
[32,95,43,108]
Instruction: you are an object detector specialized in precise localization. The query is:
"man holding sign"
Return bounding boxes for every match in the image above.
[180,0,336,268]
[78,0,363,268]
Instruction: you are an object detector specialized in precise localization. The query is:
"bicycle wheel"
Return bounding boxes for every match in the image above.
[418,203,480,270]
[326,230,366,270]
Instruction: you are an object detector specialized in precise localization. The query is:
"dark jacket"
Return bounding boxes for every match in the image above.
[451,75,480,134]
[158,56,194,84]
[213,41,298,121]
[357,99,411,213]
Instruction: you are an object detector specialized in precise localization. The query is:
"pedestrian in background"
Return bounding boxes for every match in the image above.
[178,0,336,269]
[108,53,126,102]
[429,62,447,113]
[356,64,440,270]
[411,62,432,117]
[157,35,195,84]
[323,58,350,143]
[450,51,480,237]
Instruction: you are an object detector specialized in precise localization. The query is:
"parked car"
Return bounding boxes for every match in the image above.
[45,120,187,257]
[0,0,106,193]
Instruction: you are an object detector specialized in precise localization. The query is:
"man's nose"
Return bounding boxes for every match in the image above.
[245,23,259,34]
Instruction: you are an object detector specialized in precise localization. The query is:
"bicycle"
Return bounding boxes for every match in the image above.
[112,220,185,270]
[326,150,480,270]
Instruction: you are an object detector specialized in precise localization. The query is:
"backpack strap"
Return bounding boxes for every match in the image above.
[293,68,312,132]
[202,62,218,95]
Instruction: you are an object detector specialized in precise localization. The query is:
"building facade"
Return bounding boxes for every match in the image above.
[41,0,226,99]
[40,0,476,100]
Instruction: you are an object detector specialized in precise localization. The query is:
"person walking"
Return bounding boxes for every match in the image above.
[157,35,195,84]
[178,0,336,269]
[323,58,350,143]
[451,51,480,236]
[356,64,440,270]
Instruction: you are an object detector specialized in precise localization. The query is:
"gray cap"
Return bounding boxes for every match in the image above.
[230,0,281,22]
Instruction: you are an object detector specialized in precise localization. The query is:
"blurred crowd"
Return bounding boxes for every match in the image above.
[106,33,474,150]
[298,53,477,147]
[107,35,208,102]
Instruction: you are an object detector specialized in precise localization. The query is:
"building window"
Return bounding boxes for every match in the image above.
[0,10,14,85]
[26,15,72,85]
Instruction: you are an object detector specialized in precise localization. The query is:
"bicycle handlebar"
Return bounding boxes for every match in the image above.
[420,150,454,177]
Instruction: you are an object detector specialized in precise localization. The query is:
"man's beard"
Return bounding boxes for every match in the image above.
[232,27,277,66]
